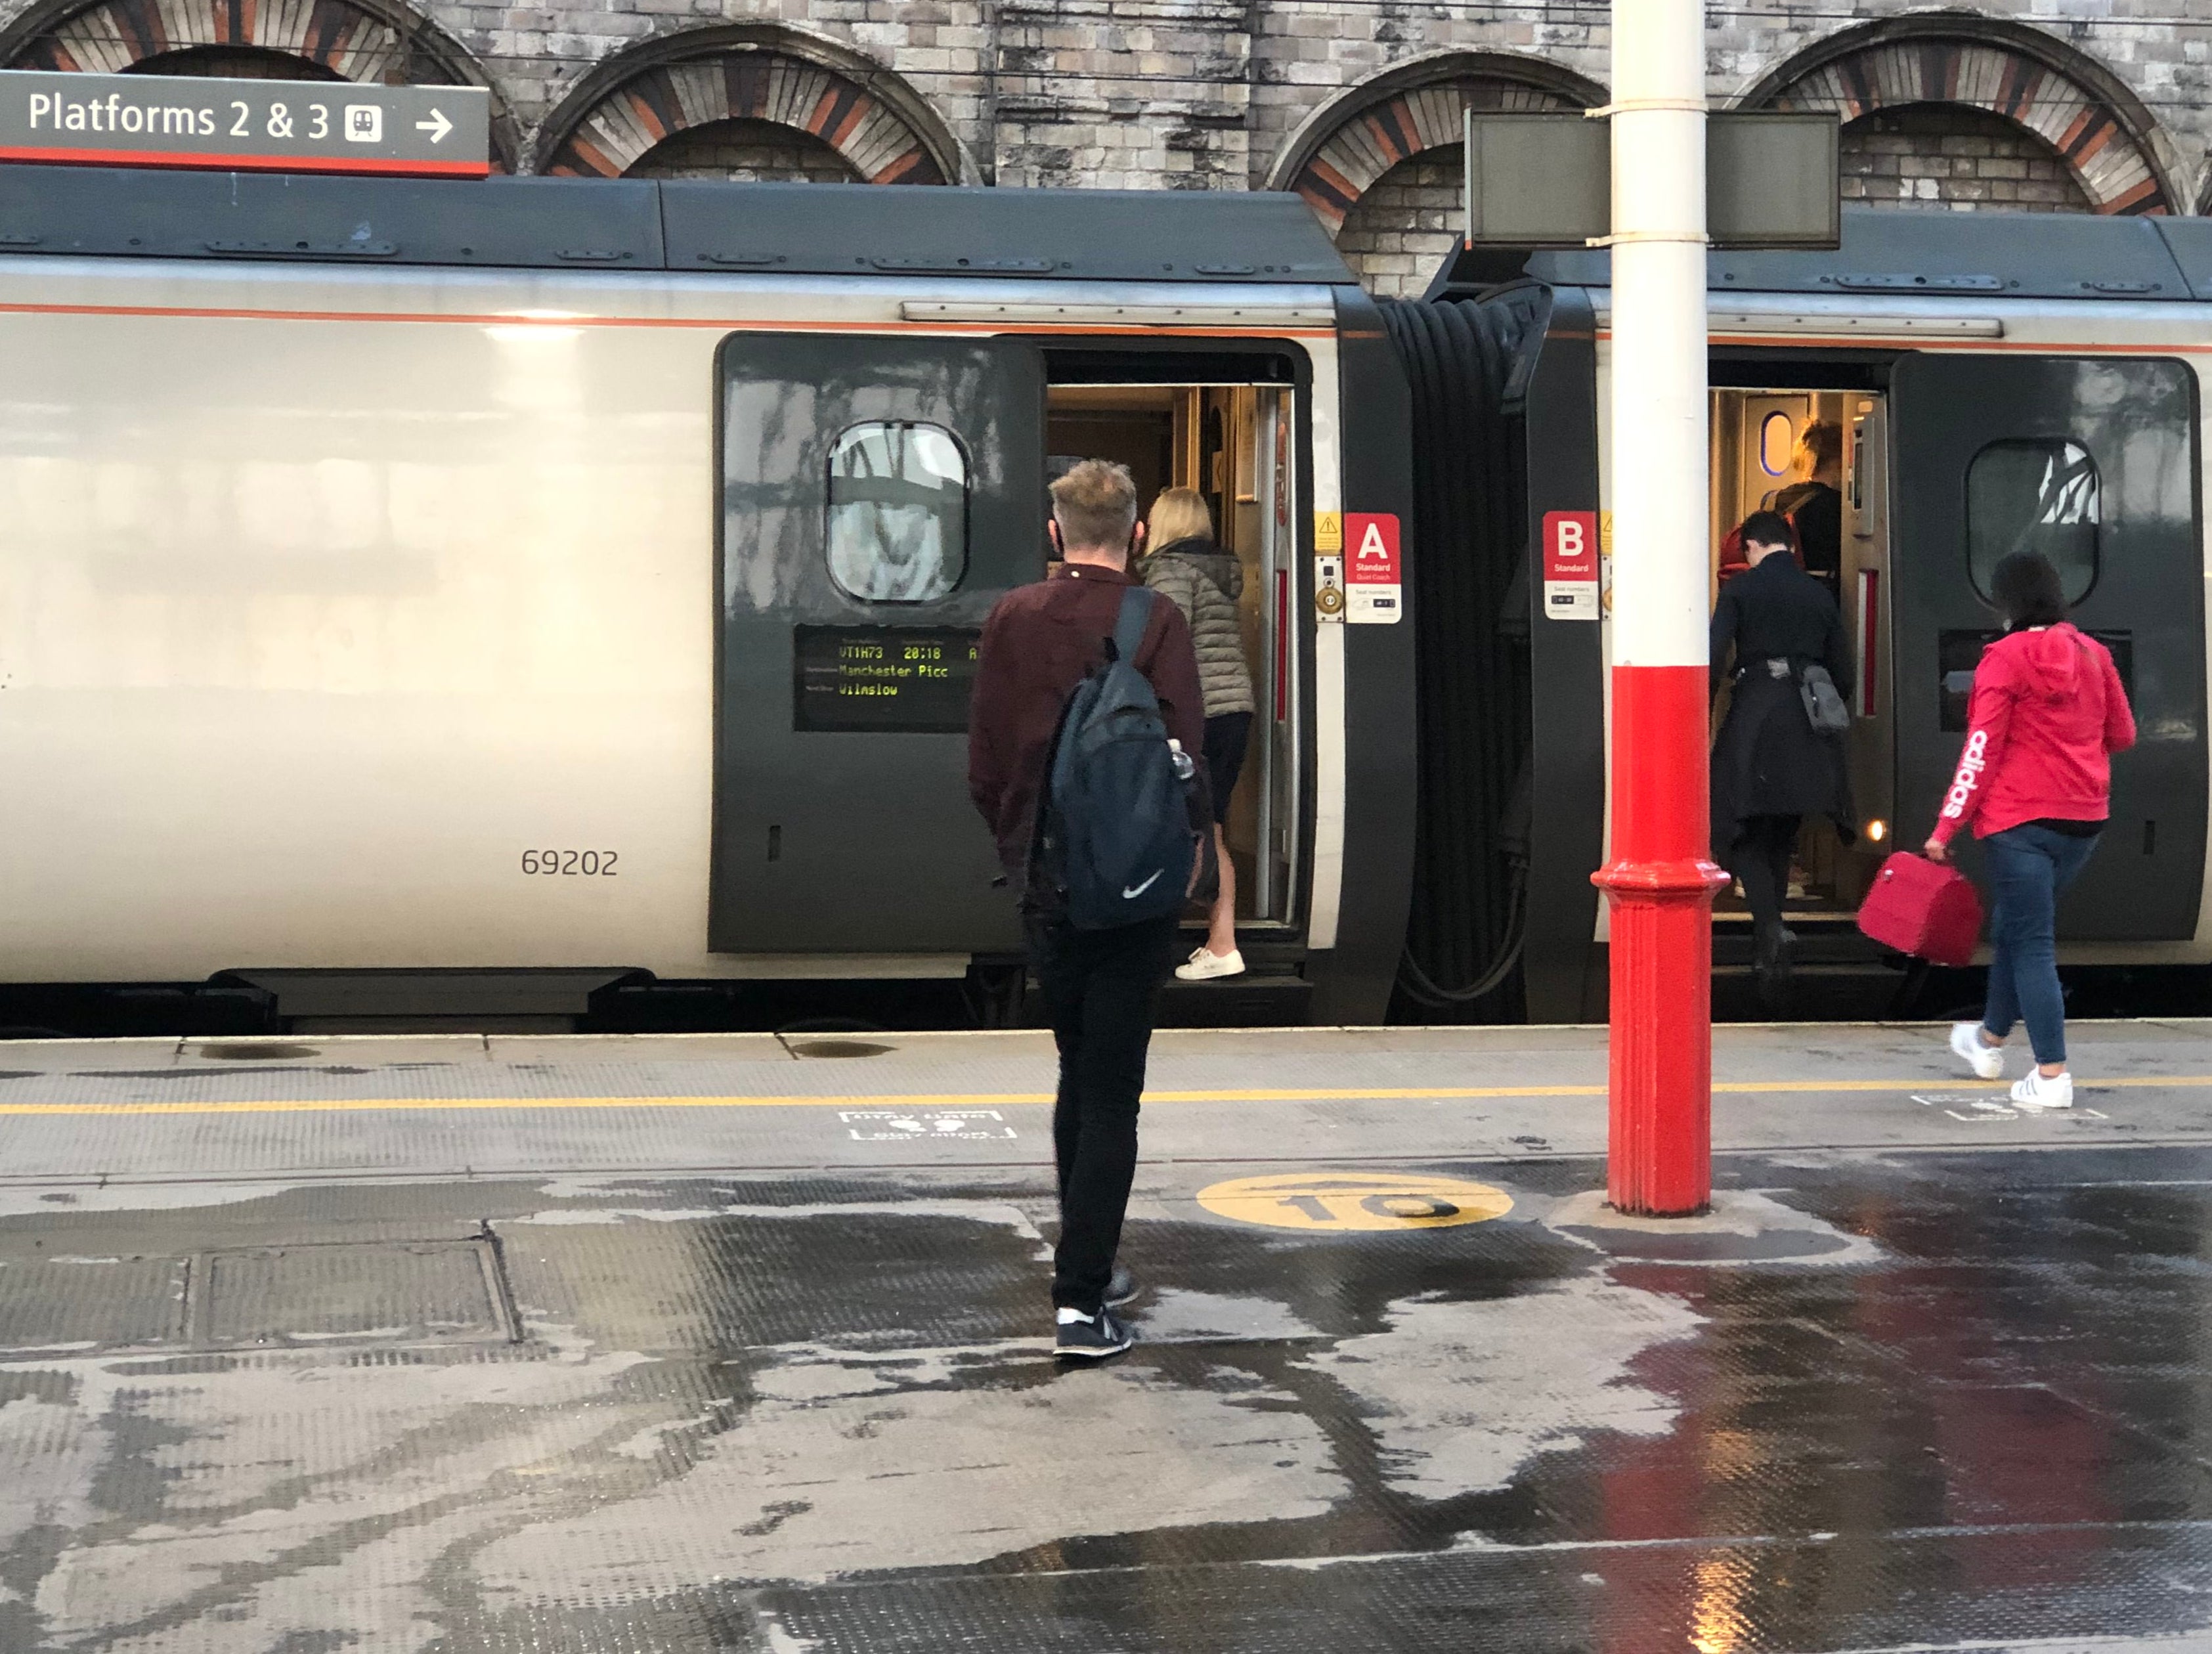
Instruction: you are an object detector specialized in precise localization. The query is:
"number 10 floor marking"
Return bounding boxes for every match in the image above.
[1195,1171,1513,1232]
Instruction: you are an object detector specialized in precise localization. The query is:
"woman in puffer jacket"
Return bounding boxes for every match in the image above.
[1928,551,2135,1110]
[1141,490,1257,981]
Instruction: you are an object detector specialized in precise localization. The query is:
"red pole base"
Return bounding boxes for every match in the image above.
[1593,664,1731,1217]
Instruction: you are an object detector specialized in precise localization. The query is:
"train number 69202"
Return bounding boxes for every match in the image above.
[521,850,619,877]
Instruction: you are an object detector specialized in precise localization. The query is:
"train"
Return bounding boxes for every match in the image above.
[0,164,2201,1030]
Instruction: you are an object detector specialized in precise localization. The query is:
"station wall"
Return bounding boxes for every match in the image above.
[0,0,2205,292]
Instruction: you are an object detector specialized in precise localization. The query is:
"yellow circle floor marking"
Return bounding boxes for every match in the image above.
[1196,1171,1514,1232]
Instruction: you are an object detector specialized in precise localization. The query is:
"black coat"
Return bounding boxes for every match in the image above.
[1710,551,1855,852]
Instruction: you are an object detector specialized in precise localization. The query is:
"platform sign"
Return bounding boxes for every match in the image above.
[0,69,489,177]
[1541,510,1601,621]
[1463,108,1840,250]
[1343,512,1402,624]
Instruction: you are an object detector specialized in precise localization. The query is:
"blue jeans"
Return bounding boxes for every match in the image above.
[1981,824,2100,1066]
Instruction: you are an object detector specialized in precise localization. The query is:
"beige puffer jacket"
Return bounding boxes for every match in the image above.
[1142,538,1255,718]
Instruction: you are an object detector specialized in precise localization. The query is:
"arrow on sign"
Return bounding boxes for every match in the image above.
[415,109,451,143]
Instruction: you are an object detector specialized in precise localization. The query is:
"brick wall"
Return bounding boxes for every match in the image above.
[628,118,859,183]
[1335,148,1461,298]
[6,0,2203,284]
[1842,105,2093,213]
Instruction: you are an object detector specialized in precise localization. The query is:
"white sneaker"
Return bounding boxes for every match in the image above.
[2010,1069,2073,1110]
[1175,947,1246,982]
[1949,1022,2006,1081]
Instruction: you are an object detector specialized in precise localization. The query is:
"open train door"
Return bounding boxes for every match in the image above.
[710,335,1045,955]
[1890,353,2205,939]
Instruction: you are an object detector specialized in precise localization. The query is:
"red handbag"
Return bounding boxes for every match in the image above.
[1857,851,1984,967]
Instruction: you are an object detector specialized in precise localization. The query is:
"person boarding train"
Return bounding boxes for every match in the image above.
[1710,510,1855,994]
[968,459,1207,1361]
[1932,551,2135,1110]
[1139,489,1257,982]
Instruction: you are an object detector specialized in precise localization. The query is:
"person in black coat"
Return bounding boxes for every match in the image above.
[1710,510,1856,987]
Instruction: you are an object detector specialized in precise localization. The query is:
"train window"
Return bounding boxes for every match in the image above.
[825,422,969,603]
[1966,439,2099,606]
[1759,410,1795,477]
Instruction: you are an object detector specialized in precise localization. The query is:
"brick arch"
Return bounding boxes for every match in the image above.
[1267,53,1606,230]
[536,31,956,185]
[1742,16,2177,217]
[0,0,511,157]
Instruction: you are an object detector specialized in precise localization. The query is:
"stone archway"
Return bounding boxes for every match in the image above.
[1741,16,2177,216]
[1265,53,1605,297]
[0,0,513,163]
[534,28,959,185]
[1270,53,1605,230]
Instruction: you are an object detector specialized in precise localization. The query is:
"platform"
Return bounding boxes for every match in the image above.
[5,1020,2212,1651]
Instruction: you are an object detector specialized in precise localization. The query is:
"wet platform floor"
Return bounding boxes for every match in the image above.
[3,1022,2212,1651]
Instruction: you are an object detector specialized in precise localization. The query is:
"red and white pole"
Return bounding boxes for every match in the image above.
[1592,0,1725,1215]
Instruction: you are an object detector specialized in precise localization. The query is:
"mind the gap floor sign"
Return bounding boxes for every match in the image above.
[0,69,489,177]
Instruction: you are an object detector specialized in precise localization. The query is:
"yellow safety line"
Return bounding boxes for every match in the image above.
[0,1074,2205,1117]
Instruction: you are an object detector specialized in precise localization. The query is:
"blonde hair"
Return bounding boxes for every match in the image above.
[1799,420,1843,471]
[1049,459,1139,553]
[1147,487,1214,550]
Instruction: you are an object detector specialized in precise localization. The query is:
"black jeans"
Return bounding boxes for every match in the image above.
[1729,813,1802,935]
[1026,911,1179,1315]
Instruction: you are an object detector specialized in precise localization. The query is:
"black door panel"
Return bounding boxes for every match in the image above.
[1892,354,2203,941]
[710,336,1045,954]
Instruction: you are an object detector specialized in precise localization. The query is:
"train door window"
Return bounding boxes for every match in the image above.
[1967,438,2098,605]
[825,421,969,602]
[1044,376,1301,926]
[709,334,1043,957]
[1891,353,2203,943]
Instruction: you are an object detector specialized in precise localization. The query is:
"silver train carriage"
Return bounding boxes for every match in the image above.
[0,169,1419,1027]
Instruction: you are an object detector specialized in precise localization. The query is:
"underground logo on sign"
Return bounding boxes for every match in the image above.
[1196,1171,1513,1232]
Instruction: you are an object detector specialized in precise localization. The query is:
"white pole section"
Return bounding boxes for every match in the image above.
[1594,0,1725,1216]
[1608,0,1709,671]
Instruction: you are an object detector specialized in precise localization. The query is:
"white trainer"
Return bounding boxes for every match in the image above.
[2010,1069,2073,1110]
[1175,947,1246,982]
[1949,1022,2006,1081]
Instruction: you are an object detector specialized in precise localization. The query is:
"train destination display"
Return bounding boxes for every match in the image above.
[794,625,981,733]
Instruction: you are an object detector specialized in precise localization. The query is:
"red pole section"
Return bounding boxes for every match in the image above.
[1592,0,1725,1215]
[1595,668,1727,1212]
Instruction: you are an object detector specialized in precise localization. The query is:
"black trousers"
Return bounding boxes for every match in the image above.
[1026,911,1179,1315]
[1730,813,1802,934]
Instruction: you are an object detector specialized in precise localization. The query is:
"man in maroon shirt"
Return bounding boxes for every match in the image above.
[968,459,1205,1360]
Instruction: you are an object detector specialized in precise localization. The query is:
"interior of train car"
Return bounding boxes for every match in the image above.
[1708,386,1892,926]
[1045,380,1299,930]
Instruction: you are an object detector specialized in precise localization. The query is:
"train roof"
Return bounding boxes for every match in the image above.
[0,165,1358,285]
[1517,206,2212,303]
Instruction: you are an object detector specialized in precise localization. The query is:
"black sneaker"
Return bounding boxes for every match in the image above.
[1055,1308,1136,1361]
[1106,1265,1139,1307]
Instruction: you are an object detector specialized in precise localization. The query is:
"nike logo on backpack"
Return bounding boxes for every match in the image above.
[1122,869,1164,900]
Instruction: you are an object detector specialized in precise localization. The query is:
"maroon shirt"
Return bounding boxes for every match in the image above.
[967,561,1206,881]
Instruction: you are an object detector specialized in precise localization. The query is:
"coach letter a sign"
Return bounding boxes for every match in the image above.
[1343,513,1401,624]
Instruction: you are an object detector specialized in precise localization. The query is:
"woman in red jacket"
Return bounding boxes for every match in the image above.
[1927,552,2135,1109]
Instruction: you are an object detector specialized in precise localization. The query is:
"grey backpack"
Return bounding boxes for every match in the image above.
[1800,663,1850,735]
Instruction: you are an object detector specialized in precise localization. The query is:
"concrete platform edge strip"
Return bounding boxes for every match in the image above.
[0,1073,2207,1115]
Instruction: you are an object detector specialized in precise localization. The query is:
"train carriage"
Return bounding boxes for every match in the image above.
[0,165,2204,1028]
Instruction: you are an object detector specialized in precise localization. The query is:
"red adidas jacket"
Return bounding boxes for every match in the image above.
[1930,622,2135,846]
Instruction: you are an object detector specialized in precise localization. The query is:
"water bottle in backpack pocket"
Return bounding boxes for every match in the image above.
[1039,586,1204,930]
